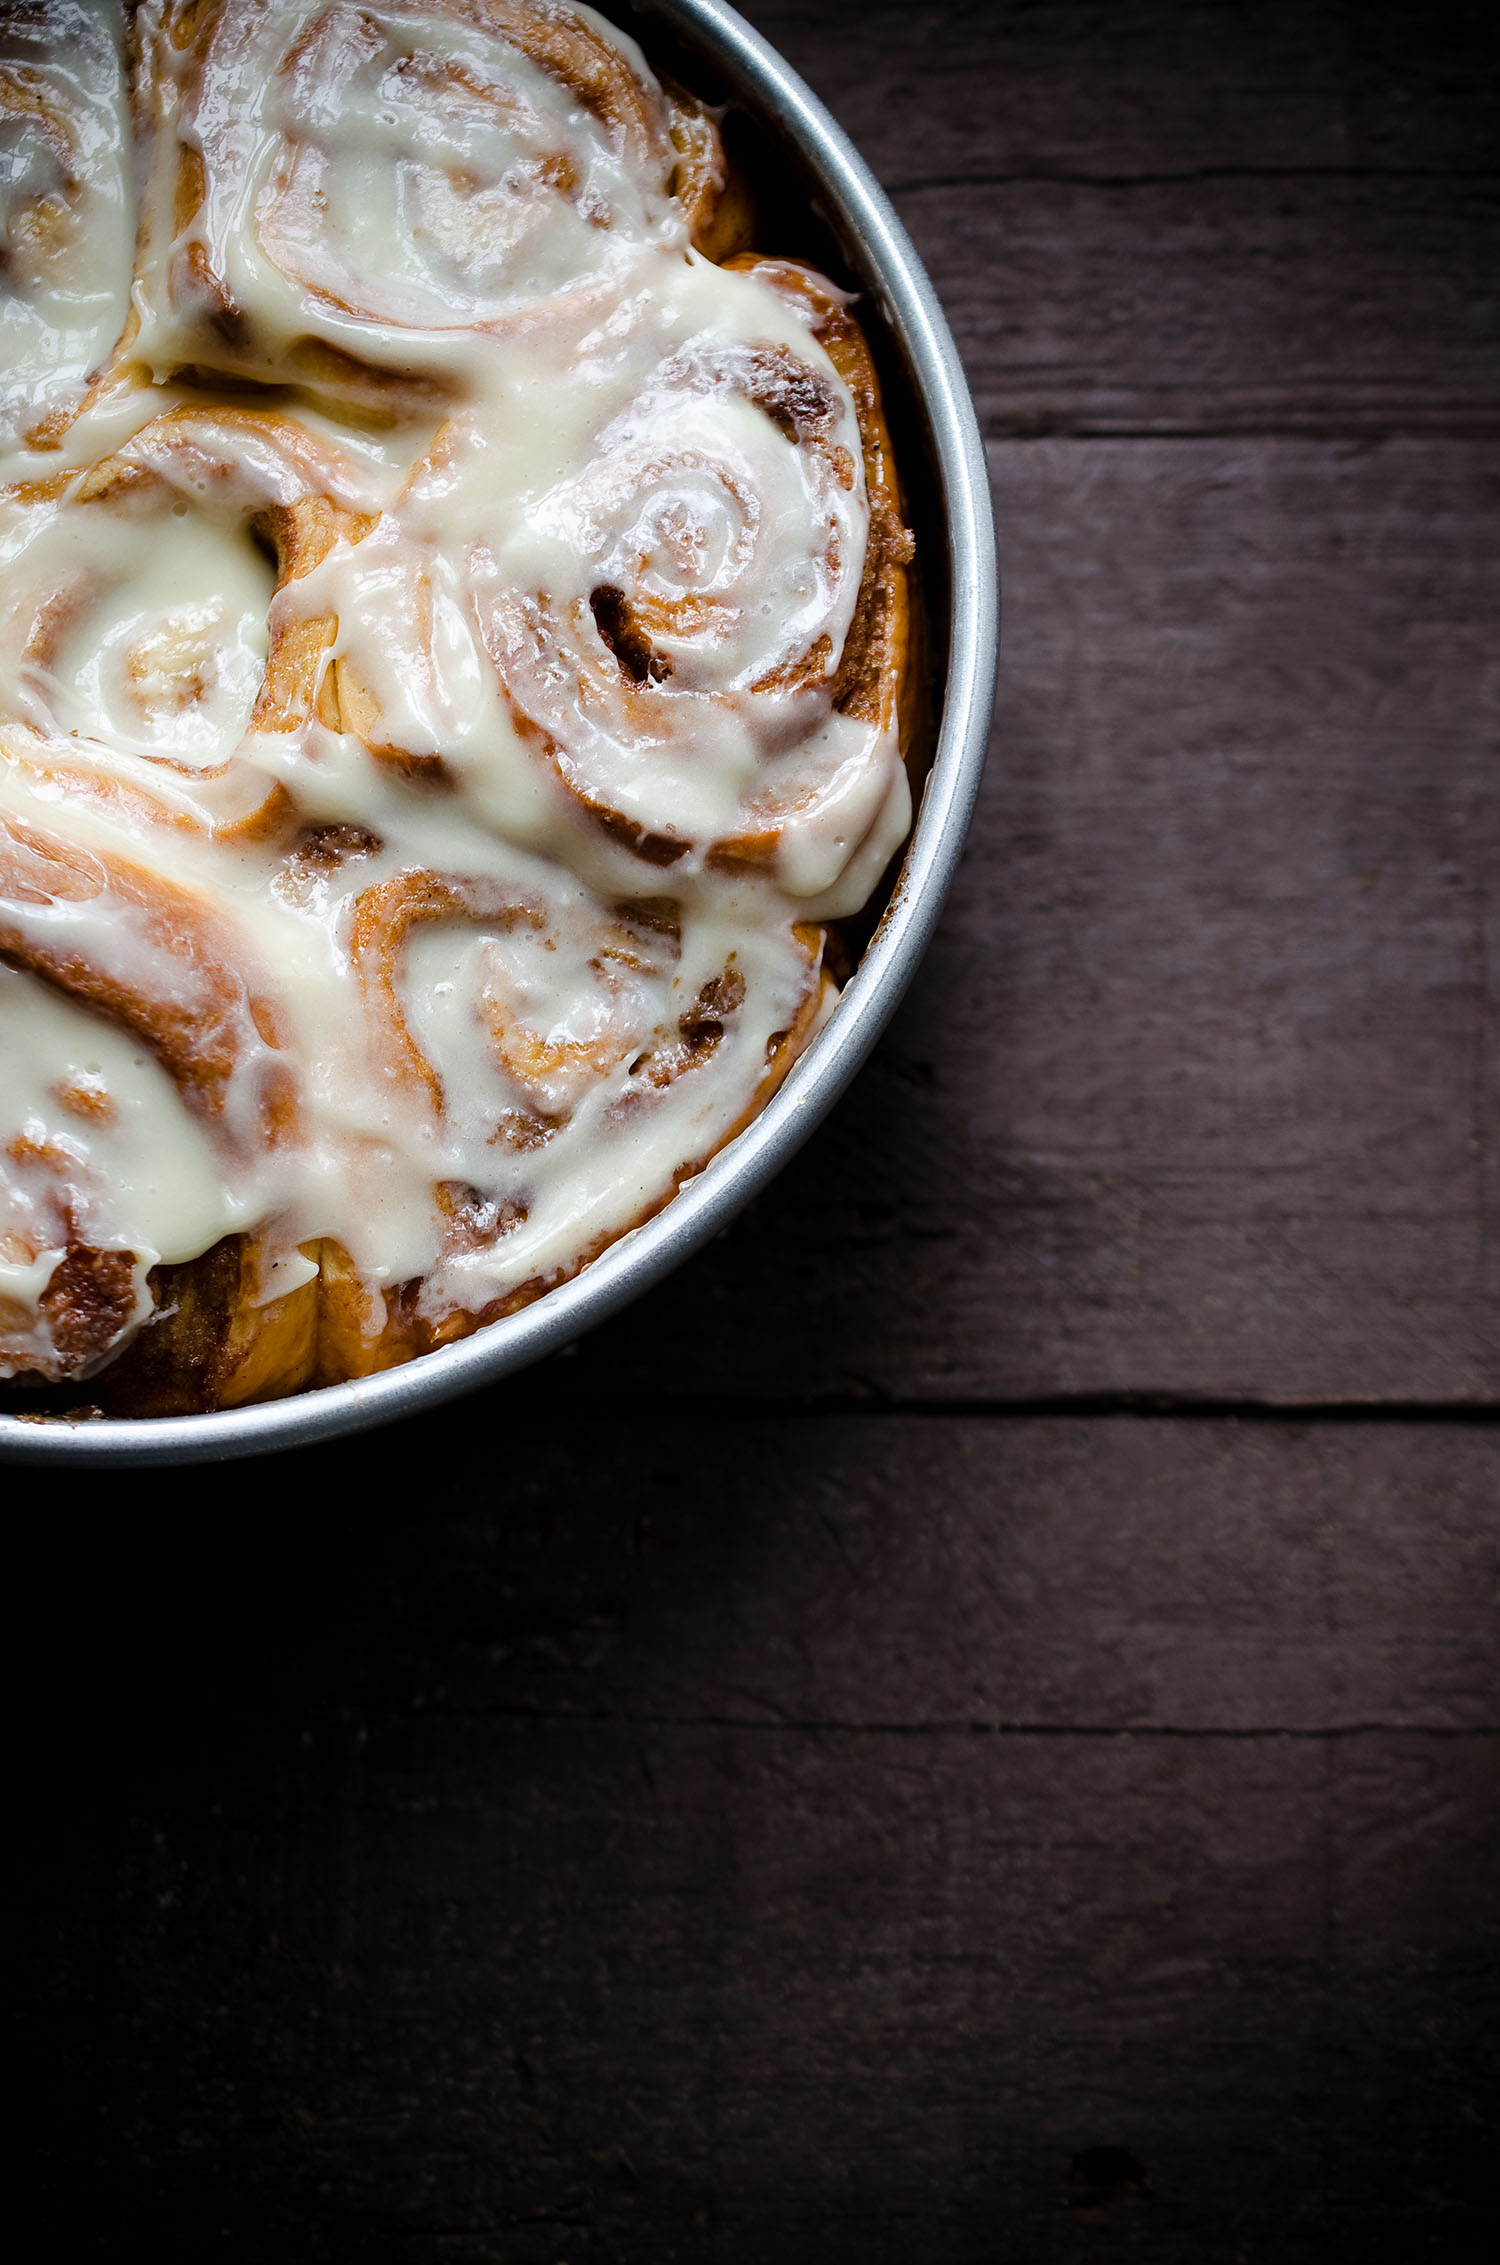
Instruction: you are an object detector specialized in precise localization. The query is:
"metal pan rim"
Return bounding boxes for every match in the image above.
[0,0,998,1465]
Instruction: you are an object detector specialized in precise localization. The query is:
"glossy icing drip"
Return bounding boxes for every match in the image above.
[0,0,911,1395]
[0,0,133,452]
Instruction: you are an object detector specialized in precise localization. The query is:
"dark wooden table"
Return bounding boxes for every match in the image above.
[8,4,1498,2257]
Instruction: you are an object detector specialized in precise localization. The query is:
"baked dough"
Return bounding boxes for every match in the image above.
[0,0,912,1412]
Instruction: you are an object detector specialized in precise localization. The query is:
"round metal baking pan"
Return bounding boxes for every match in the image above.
[0,0,997,1465]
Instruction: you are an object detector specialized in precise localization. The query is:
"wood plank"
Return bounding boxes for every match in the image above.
[725,4,1500,436]
[737,0,1500,181]
[894,174,1500,437]
[53,1728,1478,2263]
[275,1414,1500,1736]
[10,1419,1497,2258]
[550,435,1500,1404]
[14,1417,1499,1740]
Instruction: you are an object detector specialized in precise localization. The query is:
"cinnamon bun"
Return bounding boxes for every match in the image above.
[0,0,916,1417]
[303,257,911,912]
[130,0,743,407]
[316,857,827,1377]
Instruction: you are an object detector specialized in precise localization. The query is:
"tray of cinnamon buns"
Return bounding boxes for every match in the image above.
[0,0,992,1445]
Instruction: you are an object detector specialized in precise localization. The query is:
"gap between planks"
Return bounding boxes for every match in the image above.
[983,418,1500,438]
[417,1705,1500,1740]
[889,164,1500,193]
[527,1386,1500,1424]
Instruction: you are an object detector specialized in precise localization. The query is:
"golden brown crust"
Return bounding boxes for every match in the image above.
[665,80,756,262]
[11,1232,322,1416]
[766,265,912,707]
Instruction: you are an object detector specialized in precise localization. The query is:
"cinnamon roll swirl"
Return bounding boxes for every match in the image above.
[130,0,739,407]
[316,849,828,1375]
[311,258,912,913]
[0,0,133,457]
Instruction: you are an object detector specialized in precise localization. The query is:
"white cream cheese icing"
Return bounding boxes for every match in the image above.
[0,0,133,454]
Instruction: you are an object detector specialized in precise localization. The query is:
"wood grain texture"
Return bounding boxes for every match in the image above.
[24,1729,1494,2263]
[732,1,1500,436]
[738,0,1500,179]
[9,1420,1497,2260]
[898,175,1500,437]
